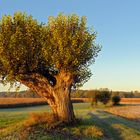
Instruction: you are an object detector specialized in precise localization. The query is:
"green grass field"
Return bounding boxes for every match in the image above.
[0,103,140,140]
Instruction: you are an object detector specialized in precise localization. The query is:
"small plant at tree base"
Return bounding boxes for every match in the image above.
[23,112,61,129]
[83,126,103,138]
[112,95,121,105]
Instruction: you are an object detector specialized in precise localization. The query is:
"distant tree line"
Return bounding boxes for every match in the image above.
[0,90,39,98]
[0,89,140,98]
[71,89,140,98]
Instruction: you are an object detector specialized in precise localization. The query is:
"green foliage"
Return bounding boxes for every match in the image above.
[96,90,111,105]
[0,12,44,88]
[90,90,111,106]
[0,12,101,89]
[90,90,99,106]
[112,95,121,105]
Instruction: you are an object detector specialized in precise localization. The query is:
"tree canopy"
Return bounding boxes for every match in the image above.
[0,12,101,122]
[0,12,101,89]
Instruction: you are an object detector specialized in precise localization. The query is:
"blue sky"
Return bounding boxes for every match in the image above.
[0,0,140,91]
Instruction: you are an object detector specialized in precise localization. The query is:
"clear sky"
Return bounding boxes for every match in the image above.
[0,0,140,92]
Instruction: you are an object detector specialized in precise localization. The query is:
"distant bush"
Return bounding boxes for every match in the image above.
[96,90,111,105]
[91,90,111,106]
[91,90,99,106]
[112,95,121,105]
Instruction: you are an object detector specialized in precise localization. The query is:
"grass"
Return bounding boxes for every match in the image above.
[0,103,140,140]
[0,97,139,109]
[104,105,140,122]
[120,98,140,104]
[91,110,140,140]
[0,98,90,108]
[0,98,49,108]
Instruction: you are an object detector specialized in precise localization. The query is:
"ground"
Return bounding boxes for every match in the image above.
[0,103,140,140]
[91,109,140,140]
[104,105,140,122]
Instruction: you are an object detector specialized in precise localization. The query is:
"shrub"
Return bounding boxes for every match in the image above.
[91,90,99,106]
[96,90,111,105]
[112,95,121,105]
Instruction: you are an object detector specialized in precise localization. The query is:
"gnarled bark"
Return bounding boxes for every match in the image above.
[49,88,75,122]
[19,71,75,123]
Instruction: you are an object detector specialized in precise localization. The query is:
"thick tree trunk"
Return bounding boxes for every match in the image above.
[48,71,75,123]
[50,88,75,123]
[19,71,76,123]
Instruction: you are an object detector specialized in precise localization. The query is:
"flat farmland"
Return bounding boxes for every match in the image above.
[0,98,48,108]
[0,98,91,108]
[0,98,89,108]
[105,105,140,122]
[0,98,140,140]
[0,103,140,140]
[120,98,140,104]
[0,98,140,108]
[105,98,140,122]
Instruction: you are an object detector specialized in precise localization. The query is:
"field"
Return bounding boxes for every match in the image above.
[0,98,90,108]
[0,98,139,108]
[120,98,140,104]
[0,98,48,108]
[105,105,140,122]
[0,100,140,140]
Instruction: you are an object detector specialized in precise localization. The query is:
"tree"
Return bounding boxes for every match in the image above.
[0,12,101,123]
[112,95,121,105]
[91,90,100,106]
[96,90,111,105]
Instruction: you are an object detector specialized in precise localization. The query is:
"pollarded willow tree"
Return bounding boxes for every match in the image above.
[0,12,101,123]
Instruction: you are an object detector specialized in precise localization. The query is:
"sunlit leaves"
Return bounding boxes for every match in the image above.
[0,12,101,88]
[42,14,101,87]
[42,14,100,73]
[0,12,43,82]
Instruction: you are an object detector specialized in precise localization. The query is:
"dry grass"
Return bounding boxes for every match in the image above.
[0,98,48,108]
[21,112,104,139]
[83,125,103,137]
[105,105,140,123]
[120,98,140,104]
[0,98,90,108]
[0,97,139,108]
[23,112,56,127]
[0,98,47,105]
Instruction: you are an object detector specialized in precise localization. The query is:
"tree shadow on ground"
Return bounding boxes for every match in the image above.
[87,110,140,140]
[96,110,140,129]
[83,112,123,140]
